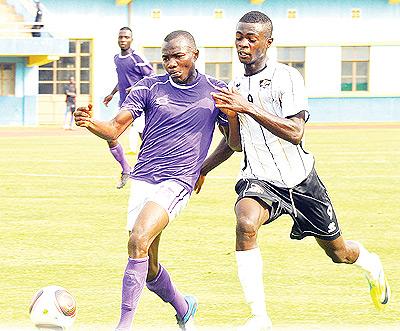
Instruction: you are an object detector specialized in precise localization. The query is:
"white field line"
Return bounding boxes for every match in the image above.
[1,326,399,331]
[4,173,114,179]
[2,173,400,180]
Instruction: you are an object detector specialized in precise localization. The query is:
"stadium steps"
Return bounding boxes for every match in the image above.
[0,0,31,38]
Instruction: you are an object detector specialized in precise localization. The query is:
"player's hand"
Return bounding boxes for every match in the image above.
[194,174,206,194]
[103,95,113,107]
[74,104,93,128]
[211,86,249,117]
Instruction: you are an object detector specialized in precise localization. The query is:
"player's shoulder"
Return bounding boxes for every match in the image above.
[130,50,150,63]
[203,73,227,89]
[275,62,303,81]
[135,73,168,88]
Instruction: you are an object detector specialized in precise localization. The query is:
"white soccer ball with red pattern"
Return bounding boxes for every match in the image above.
[29,285,77,330]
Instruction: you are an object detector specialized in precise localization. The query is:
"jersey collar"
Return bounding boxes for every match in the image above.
[168,70,201,89]
[244,58,276,80]
[118,49,134,58]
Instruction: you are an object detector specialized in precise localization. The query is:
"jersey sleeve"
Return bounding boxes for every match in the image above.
[280,68,309,121]
[211,77,229,126]
[132,53,154,78]
[120,80,150,119]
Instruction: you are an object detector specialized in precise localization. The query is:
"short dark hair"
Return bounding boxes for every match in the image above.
[239,11,273,37]
[120,26,132,33]
[163,30,197,50]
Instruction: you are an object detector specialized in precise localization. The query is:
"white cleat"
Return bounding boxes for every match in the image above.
[117,172,130,189]
[237,315,272,331]
[365,253,390,311]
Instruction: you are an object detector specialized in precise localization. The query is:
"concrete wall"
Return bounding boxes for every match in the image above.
[0,57,37,126]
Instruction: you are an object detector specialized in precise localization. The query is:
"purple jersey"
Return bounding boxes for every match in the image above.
[121,71,228,192]
[114,50,154,107]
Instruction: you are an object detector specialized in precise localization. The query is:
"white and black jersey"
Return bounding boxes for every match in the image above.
[231,60,314,188]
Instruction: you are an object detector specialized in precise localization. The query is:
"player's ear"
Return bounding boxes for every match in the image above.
[193,49,199,61]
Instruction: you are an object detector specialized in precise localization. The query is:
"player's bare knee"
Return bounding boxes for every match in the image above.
[236,217,258,240]
[128,232,149,258]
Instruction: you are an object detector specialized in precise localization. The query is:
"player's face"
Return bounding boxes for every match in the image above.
[161,38,199,84]
[118,30,132,51]
[235,22,273,70]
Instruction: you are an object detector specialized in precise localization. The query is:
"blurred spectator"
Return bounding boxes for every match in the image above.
[63,77,76,130]
[32,1,42,37]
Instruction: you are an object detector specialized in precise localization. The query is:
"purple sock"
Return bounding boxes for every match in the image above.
[146,264,188,319]
[116,257,149,330]
[110,144,131,173]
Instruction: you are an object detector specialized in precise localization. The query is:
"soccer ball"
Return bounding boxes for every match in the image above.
[29,285,77,330]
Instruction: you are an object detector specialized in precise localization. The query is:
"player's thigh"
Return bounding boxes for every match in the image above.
[127,180,152,231]
[235,197,270,230]
[127,179,190,232]
[131,201,169,243]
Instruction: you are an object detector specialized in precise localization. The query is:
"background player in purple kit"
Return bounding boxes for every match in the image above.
[103,27,154,189]
[74,30,228,331]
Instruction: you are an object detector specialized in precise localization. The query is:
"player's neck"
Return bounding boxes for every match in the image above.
[244,57,268,76]
[173,69,198,85]
[185,69,198,84]
[120,48,132,56]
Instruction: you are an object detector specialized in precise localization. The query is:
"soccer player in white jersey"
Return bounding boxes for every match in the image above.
[74,30,228,331]
[197,11,390,331]
[103,27,154,189]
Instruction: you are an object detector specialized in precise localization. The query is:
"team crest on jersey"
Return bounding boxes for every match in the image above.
[156,96,169,106]
[247,183,264,194]
[259,79,271,88]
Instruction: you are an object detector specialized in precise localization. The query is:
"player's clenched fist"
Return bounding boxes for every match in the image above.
[74,104,93,127]
[211,86,248,118]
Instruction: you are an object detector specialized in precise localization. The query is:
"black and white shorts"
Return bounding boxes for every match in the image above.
[235,167,341,241]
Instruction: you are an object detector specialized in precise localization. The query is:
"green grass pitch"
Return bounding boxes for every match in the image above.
[0,123,399,330]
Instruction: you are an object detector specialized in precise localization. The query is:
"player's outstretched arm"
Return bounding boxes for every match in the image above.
[247,108,306,145]
[74,104,133,141]
[212,86,305,145]
[212,87,242,151]
[103,84,119,107]
[194,137,234,194]
[225,115,241,151]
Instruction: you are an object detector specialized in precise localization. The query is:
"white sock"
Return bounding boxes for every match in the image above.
[236,247,268,318]
[353,241,381,278]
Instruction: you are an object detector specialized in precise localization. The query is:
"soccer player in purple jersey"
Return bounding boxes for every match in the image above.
[103,27,154,189]
[74,30,228,330]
